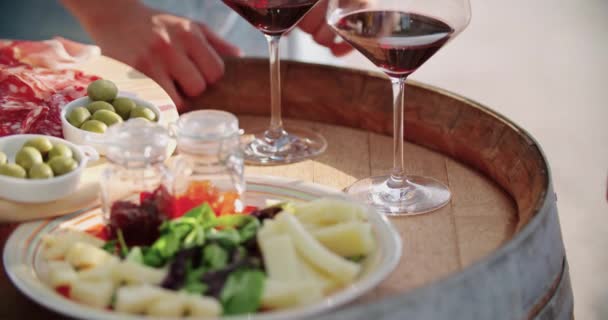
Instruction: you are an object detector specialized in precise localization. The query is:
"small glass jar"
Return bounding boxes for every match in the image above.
[170,110,244,217]
[98,119,173,244]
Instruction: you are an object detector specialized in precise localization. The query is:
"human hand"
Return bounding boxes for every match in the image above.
[65,1,241,110]
[298,0,353,56]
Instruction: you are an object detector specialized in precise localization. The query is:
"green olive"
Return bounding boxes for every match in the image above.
[112,97,136,120]
[48,143,74,160]
[129,105,157,122]
[87,79,118,101]
[0,163,26,179]
[80,120,108,134]
[86,101,115,115]
[0,152,7,165]
[67,107,92,128]
[29,163,54,179]
[15,146,43,170]
[92,109,123,126]
[24,137,53,155]
[48,157,78,176]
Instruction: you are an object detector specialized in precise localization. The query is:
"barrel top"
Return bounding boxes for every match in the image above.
[0,56,563,320]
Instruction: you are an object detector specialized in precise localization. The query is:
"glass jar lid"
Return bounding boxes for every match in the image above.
[173,110,240,155]
[103,119,170,167]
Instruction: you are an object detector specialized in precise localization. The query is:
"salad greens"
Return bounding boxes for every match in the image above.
[116,229,129,258]
[125,246,144,264]
[101,240,118,255]
[101,203,266,315]
[137,204,261,267]
[101,229,131,258]
[220,269,266,315]
[203,243,229,270]
[182,261,208,295]
[206,229,241,248]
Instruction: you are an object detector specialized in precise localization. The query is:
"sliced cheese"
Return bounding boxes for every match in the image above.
[277,213,360,285]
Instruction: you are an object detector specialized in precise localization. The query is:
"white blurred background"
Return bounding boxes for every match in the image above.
[287,0,608,319]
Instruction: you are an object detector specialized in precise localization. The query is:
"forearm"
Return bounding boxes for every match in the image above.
[60,0,142,27]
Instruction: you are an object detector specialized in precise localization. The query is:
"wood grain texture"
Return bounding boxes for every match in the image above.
[238,117,515,301]
[195,58,549,227]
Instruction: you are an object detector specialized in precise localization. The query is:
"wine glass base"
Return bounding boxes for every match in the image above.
[243,126,327,165]
[345,175,451,216]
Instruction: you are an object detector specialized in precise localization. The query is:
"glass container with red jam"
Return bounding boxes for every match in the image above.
[170,110,244,218]
[98,119,174,245]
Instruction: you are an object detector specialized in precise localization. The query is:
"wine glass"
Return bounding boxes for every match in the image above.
[327,0,471,215]
[221,0,327,165]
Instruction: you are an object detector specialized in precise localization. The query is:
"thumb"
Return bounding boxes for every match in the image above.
[197,23,243,57]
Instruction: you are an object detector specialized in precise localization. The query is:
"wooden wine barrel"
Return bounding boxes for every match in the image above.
[0,56,572,320]
[192,58,573,320]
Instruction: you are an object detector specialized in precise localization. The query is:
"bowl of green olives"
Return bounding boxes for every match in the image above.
[0,134,99,203]
[61,79,162,155]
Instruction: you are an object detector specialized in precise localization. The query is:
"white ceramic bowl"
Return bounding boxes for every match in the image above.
[0,134,99,203]
[61,96,163,155]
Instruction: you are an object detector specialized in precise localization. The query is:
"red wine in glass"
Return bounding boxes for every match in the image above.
[223,0,321,35]
[221,0,328,164]
[331,11,454,77]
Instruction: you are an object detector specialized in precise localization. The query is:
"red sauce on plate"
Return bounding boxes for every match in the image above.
[56,285,70,298]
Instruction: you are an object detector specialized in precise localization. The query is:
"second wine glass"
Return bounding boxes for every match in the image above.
[327,0,471,215]
[221,0,327,165]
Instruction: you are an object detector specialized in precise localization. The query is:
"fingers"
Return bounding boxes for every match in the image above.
[330,40,353,57]
[198,24,242,57]
[312,26,338,50]
[297,0,354,57]
[184,27,225,84]
[297,0,327,34]
[164,47,207,97]
[312,26,353,56]
[145,60,184,110]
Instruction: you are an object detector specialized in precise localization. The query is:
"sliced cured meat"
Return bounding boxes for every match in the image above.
[0,97,48,136]
[33,93,71,136]
[1,65,95,101]
[0,38,100,69]
[0,39,100,137]
[0,67,39,100]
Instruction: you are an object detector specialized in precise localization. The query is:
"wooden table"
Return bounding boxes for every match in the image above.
[0,56,550,319]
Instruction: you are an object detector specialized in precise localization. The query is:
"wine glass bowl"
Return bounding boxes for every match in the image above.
[328,0,471,215]
[222,0,322,36]
[222,0,328,165]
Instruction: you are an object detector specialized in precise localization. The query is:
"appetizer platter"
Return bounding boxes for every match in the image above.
[4,176,402,320]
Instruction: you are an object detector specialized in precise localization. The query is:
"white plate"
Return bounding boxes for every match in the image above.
[3,175,402,320]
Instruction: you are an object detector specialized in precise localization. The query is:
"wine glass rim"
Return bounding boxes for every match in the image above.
[326,1,472,32]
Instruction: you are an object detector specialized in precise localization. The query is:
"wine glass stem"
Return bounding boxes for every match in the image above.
[389,77,408,188]
[265,35,284,141]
